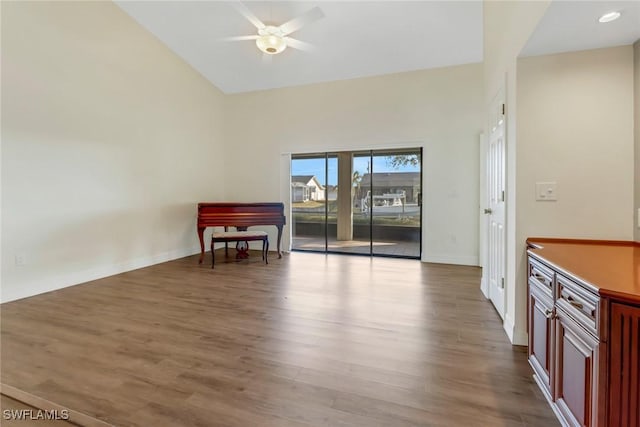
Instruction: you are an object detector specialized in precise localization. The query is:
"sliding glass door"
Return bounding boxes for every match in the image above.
[369,149,421,257]
[291,148,421,259]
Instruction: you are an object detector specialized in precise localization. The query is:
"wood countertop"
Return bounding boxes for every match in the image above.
[527,238,640,304]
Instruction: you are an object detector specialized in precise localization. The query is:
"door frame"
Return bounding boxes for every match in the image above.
[479,132,489,299]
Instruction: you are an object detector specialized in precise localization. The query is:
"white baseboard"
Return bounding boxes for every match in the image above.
[480,275,489,299]
[503,312,528,346]
[512,329,528,346]
[1,246,202,303]
[421,254,479,266]
[503,313,515,342]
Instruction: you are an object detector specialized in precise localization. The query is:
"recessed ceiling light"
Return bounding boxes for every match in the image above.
[598,11,621,23]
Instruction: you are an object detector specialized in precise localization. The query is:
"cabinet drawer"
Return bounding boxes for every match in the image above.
[528,257,554,296]
[556,274,599,336]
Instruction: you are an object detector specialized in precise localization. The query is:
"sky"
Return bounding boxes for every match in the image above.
[292,154,420,186]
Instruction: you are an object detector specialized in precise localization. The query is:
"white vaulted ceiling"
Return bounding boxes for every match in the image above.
[115,1,640,94]
[521,1,640,57]
[114,1,484,94]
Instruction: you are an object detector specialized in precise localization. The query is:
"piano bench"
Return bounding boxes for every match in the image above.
[210,231,269,269]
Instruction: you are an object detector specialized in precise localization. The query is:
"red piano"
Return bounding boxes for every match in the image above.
[197,202,286,264]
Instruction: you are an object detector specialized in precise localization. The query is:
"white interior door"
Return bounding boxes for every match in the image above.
[485,89,506,318]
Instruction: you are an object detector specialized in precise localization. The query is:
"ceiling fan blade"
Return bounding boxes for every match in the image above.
[284,37,314,52]
[232,2,265,30]
[279,6,324,36]
[221,35,260,42]
[262,53,273,65]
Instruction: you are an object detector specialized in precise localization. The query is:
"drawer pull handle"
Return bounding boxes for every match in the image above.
[544,309,554,319]
[567,296,584,310]
[533,273,546,283]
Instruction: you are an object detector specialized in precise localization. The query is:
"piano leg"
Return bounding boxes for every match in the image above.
[224,226,229,257]
[197,227,205,264]
[211,235,215,269]
[276,225,283,258]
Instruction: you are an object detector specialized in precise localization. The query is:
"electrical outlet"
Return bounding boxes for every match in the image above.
[15,253,26,266]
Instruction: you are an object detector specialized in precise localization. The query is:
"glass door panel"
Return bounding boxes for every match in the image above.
[325,154,340,251]
[291,154,327,252]
[370,149,421,258]
[334,151,372,255]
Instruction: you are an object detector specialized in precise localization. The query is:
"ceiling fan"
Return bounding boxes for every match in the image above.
[223,2,324,62]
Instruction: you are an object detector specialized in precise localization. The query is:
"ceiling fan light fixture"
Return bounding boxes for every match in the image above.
[598,11,621,23]
[256,34,287,55]
[228,5,323,58]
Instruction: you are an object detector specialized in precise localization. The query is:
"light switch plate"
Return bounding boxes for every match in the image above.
[14,253,26,266]
[536,182,557,201]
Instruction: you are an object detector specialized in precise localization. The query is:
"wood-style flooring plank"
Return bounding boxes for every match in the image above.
[1,251,558,426]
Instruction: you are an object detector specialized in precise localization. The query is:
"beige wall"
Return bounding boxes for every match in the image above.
[512,47,636,347]
[224,64,484,265]
[1,1,226,302]
[510,46,635,345]
[483,0,550,344]
[483,1,551,100]
[517,45,635,256]
[635,40,640,241]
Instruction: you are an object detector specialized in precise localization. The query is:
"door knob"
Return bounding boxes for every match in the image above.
[484,208,492,214]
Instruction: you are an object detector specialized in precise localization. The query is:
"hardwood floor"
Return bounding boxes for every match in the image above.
[1,251,559,427]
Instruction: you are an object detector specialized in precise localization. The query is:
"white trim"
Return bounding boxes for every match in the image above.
[421,254,479,266]
[512,329,528,346]
[504,69,519,342]
[280,139,426,156]
[502,312,527,345]
[478,132,489,299]
[0,246,202,303]
[503,312,515,342]
[480,276,489,299]
[280,153,292,252]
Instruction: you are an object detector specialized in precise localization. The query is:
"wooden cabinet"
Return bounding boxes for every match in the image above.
[555,307,599,427]
[526,239,640,427]
[608,303,640,426]
[528,267,554,399]
[528,288,554,397]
